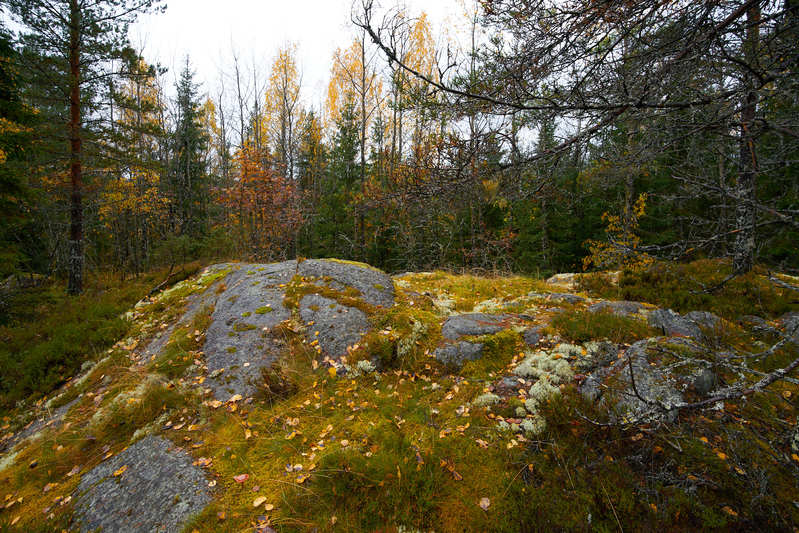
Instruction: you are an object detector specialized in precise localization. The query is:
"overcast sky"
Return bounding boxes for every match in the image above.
[131,0,464,109]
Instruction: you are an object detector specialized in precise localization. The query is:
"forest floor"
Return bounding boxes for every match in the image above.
[0,258,797,532]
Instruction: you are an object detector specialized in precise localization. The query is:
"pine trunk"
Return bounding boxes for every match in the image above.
[67,0,83,295]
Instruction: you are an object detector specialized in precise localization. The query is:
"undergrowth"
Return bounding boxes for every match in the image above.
[579,259,798,320]
[2,261,797,532]
[551,308,658,344]
[0,264,200,410]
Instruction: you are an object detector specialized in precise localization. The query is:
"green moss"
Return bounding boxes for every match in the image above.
[150,305,213,379]
[5,263,798,533]
[241,311,251,318]
[232,322,257,332]
[254,306,273,314]
[282,274,374,316]
[396,271,549,312]
[460,329,521,378]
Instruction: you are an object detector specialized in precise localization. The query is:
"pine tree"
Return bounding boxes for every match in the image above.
[6,0,164,294]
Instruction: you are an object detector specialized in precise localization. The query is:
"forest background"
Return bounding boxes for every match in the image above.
[0,0,797,297]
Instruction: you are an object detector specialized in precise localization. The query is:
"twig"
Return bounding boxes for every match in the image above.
[599,478,624,533]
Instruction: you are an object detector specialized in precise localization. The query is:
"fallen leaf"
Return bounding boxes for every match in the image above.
[479,497,491,510]
[245,429,252,440]
[112,465,128,477]
[228,394,242,403]
[722,506,738,517]
[233,474,249,483]
[253,496,267,508]
[10,517,19,526]
[328,367,337,378]
[217,511,226,521]
[265,503,275,511]
[296,473,309,484]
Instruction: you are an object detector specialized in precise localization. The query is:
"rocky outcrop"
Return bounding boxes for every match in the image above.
[780,311,799,343]
[143,260,395,400]
[203,263,294,399]
[300,294,369,357]
[440,313,508,340]
[580,339,684,422]
[298,259,394,308]
[580,337,718,422]
[528,292,586,304]
[434,341,485,368]
[74,436,211,533]
[588,300,649,316]
[522,326,543,347]
[648,309,722,340]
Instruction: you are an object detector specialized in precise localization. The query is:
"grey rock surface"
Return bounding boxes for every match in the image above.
[434,341,485,368]
[576,341,619,374]
[588,300,648,316]
[648,309,702,339]
[581,340,683,422]
[199,260,394,399]
[780,311,799,343]
[545,273,579,288]
[0,398,77,454]
[441,313,508,340]
[522,326,543,347]
[203,263,294,399]
[739,314,769,330]
[692,368,717,396]
[142,263,236,362]
[74,435,210,533]
[299,294,369,357]
[529,292,586,304]
[684,311,721,330]
[297,259,394,307]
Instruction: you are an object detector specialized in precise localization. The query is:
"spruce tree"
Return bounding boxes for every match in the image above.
[171,58,210,239]
[0,23,35,277]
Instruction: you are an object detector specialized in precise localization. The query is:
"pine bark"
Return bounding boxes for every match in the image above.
[67,0,84,295]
